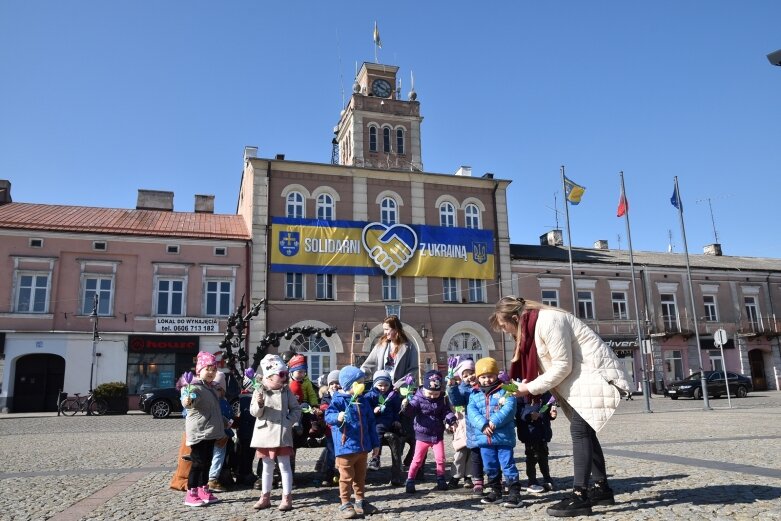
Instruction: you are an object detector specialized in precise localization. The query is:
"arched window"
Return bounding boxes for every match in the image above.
[396,128,404,155]
[380,197,397,225]
[383,127,391,153]
[439,202,455,227]
[317,193,334,220]
[291,334,332,384]
[286,192,304,218]
[369,126,377,152]
[447,332,484,362]
[465,203,481,229]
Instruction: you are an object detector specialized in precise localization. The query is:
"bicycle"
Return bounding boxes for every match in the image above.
[58,391,108,416]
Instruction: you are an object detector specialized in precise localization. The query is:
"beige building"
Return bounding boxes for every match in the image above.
[236,62,514,382]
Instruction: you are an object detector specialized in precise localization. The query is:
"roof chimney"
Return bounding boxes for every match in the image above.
[244,146,258,162]
[593,240,609,250]
[703,243,723,256]
[136,189,174,211]
[194,194,215,214]
[275,154,286,160]
[540,229,563,246]
[0,180,11,205]
[454,166,472,177]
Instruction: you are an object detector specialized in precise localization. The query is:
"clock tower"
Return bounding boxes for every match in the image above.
[334,62,423,171]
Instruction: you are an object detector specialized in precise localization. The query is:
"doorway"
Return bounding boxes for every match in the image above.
[13,353,65,412]
[748,349,767,391]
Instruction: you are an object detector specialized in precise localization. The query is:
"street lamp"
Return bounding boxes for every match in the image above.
[88,294,100,392]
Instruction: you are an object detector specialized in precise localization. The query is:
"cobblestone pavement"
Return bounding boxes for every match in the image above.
[1,392,780,520]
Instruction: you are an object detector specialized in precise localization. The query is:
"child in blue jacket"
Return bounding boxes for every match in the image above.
[325,366,381,519]
[365,370,404,485]
[467,357,524,508]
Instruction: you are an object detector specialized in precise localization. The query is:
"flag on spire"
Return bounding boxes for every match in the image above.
[373,21,381,49]
[617,188,628,217]
[564,176,586,205]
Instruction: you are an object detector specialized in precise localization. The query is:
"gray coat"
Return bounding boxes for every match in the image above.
[360,340,419,388]
[183,381,225,446]
[249,385,302,449]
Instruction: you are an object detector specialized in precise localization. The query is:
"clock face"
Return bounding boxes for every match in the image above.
[371,79,392,98]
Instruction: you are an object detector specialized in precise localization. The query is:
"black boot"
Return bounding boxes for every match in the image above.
[480,476,502,504]
[502,481,525,508]
[589,480,615,506]
[546,487,592,517]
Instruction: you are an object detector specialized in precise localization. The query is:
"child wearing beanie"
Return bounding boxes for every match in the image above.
[250,354,301,512]
[180,351,227,507]
[365,370,404,485]
[403,369,456,494]
[288,354,321,448]
[325,366,381,519]
[467,357,524,508]
[446,357,484,493]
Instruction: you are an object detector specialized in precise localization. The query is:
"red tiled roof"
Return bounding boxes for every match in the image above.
[0,203,250,240]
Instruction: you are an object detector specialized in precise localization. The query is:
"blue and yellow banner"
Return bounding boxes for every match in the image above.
[270,217,495,279]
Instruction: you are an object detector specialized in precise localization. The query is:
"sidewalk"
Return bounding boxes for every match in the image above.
[0,392,779,520]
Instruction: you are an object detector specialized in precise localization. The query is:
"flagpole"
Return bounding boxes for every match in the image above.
[561,165,577,313]
[674,176,711,411]
[620,171,652,413]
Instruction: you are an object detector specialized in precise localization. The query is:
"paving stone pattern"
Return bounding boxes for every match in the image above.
[1,393,780,520]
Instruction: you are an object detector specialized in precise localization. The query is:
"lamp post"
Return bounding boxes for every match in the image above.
[88,294,99,392]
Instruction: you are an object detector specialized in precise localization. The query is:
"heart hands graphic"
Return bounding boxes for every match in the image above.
[362,223,418,276]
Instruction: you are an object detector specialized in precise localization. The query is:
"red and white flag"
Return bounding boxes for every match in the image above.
[617,189,628,217]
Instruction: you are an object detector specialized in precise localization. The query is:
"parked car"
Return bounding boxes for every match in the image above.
[665,371,753,400]
[139,373,241,418]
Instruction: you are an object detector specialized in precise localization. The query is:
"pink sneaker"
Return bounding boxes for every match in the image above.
[198,485,219,504]
[184,488,205,507]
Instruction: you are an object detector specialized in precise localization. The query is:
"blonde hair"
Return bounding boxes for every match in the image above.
[489,296,566,362]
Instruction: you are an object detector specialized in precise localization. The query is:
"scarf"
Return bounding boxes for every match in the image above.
[509,309,540,388]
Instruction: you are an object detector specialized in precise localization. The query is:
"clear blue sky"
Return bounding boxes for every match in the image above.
[2,2,780,258]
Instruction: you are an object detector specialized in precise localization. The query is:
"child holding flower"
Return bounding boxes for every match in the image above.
[365,370,404,485]
[325,366,381,519]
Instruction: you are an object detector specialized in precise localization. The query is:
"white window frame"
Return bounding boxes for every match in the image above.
[204,278,233,317]
[82,275,114,316]
[286,191,305,219]
[744,295,762,330]
[468,279,485,303]
[285,273,304,300]
[316,193,334,220]
[611,291,628,320]
[443,278,459,303]
[439,202,456,227]
[660,293,679,331]
[380,197,398,225]
[464,204,480,229]
[577,290,595,319]
[316,273,335,300]
[15,271,51,313]
[382,275,398,301]
[703,294,719,322]
[154,277,186,316]
[541,289,559,307]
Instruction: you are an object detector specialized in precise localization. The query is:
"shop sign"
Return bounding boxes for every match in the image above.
[603,338,639,357]
[155,317,219,333]
[129,335,199,353]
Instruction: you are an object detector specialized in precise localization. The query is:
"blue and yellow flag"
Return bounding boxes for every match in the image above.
[373,21,382,49]
[564,176,586,205]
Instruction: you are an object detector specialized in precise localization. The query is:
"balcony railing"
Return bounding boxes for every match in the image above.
[737,316,781,337]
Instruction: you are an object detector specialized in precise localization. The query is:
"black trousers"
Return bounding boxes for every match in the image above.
[188,439,216,489]
[524,440,551,483]
[469,446,484,483]
[569,410,606,489]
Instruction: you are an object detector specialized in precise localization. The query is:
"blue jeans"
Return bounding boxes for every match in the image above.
[480,445,519,483]
[209,438,228,480]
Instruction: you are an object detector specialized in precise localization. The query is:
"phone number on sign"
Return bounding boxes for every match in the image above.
[158,325,218,333]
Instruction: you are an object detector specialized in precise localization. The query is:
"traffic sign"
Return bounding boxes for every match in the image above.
[714,328,728,347]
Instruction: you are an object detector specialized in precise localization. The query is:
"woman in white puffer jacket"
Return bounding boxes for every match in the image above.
[489,296,630,518]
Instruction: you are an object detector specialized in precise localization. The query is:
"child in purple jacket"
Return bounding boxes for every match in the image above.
[402,369,456,494]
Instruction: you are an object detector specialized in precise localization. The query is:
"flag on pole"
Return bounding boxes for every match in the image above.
[373,21,382,49]
[671,185,681,210]
[617,188,628,217]
[564,176,586,205]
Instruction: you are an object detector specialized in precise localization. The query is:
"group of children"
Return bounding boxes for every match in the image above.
[179,350,557,517]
